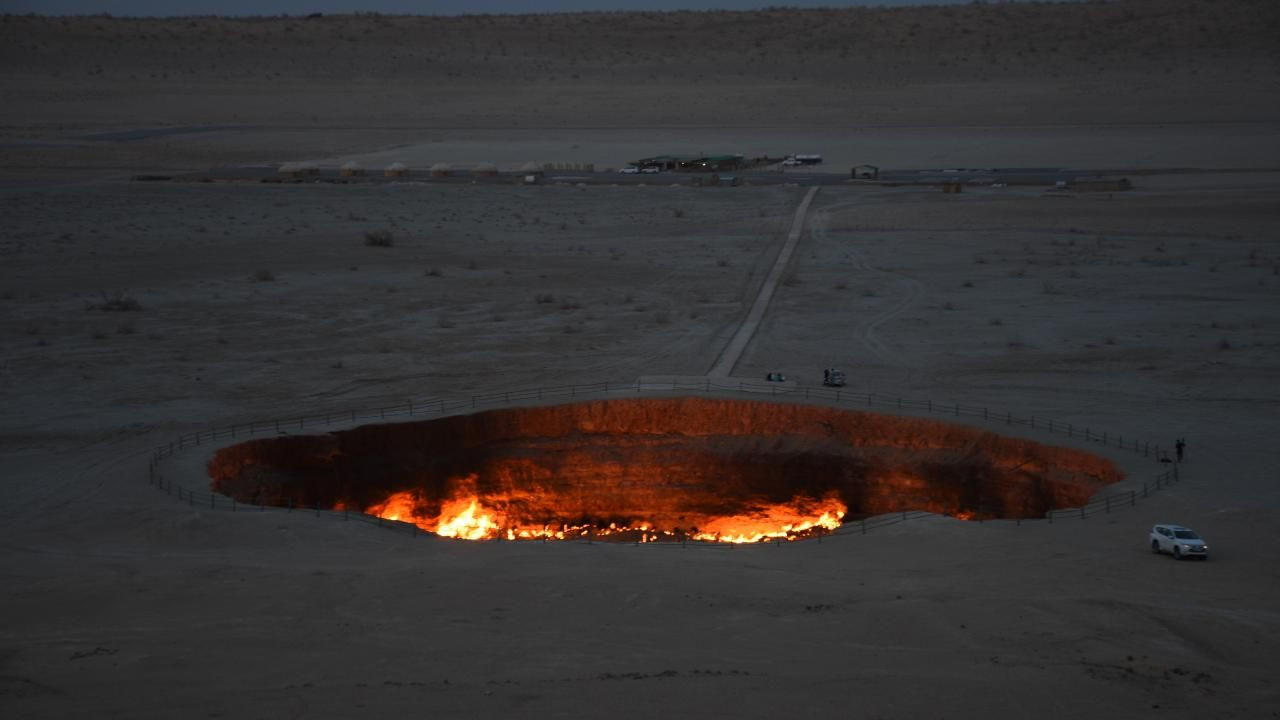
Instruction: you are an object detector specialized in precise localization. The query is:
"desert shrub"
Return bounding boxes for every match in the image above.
[88,290,141,312]
[364,230,394,247]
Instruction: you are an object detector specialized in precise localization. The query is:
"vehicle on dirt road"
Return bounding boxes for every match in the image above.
[1150,524,1209,560]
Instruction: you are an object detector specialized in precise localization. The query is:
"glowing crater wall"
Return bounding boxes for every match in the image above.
[207,397,1123,542]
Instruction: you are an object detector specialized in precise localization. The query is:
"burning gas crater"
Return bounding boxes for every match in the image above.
[208,397,1122,543]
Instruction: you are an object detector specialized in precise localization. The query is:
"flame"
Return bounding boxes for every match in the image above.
[362,481,846,544]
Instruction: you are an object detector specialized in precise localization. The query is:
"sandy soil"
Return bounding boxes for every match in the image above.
[3,1,1280,718]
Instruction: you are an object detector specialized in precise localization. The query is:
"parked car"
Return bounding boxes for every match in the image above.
[640,166,661,174]
[1150,524,1209,560]
[620,166,640,174]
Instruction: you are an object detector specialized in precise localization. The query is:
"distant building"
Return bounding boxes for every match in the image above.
[632,154,745,172]
[852,164,880,180]
[385,162,410,178]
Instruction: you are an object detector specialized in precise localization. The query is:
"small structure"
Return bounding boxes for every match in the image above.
[942,181,964,193]
[384,162,410,178]
[340,161,365,177]
[429,163,452,178]
[519,161,541,173]
[278,161,317,178]
[633,154,744,172]
[852,164,880,180]
[473,162,498,177]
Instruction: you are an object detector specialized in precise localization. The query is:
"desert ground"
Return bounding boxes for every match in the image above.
[2,1,1280,718]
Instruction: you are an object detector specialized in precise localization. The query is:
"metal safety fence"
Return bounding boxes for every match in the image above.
[147,378,1184,546]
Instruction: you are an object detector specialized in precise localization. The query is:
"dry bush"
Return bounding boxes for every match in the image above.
[364,230,394,247]
[87,290,141,312]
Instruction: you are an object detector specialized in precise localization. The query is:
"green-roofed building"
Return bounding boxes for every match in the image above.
[631,154,746,172]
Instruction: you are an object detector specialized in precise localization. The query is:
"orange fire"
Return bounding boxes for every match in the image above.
[362,482,846,544]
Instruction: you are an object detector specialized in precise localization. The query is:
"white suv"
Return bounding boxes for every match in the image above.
[1150,524,1209,560]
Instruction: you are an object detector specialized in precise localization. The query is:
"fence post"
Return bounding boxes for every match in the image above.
[409,400,414,416]
[1130,490,1135,506]
[984,408,988,420]
[898,396,902,409]
[1080,506,1085,519]
[288,498,293,513]
[210,494,215,510]
[1143,482,1148,498]
[954,404,959,416]
[275,419,280,433]
[861,519,867,535]
[1173,463,1179,481]
[1007,412,1011,425]
[927,400,932,412]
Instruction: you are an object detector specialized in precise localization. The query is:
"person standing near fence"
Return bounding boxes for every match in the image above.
[1176,438,1186,462]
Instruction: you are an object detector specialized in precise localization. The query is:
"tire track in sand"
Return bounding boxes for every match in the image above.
[810,200,923,372]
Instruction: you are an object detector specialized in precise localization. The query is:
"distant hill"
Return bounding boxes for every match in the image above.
[2,0,1277,128]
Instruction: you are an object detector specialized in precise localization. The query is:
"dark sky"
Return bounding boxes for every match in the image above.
[2,0,1030,16]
